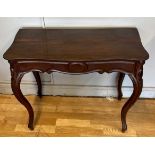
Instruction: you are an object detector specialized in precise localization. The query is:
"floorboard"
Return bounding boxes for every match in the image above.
[0,95,155,137]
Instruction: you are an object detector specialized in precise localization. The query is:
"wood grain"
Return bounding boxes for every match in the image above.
[3,28,149,61]
[0,94,155,136]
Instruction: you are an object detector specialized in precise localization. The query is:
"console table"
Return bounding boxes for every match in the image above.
[3,28,149,132]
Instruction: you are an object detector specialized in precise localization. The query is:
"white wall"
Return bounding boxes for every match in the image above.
[0,17,155,98]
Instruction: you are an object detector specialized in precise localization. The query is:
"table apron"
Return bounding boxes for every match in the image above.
[9,60,138,75]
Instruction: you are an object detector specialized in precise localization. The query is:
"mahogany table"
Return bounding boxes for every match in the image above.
[3,28,149,132]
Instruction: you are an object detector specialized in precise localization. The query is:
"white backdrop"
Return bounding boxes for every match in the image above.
[0,17,155,98]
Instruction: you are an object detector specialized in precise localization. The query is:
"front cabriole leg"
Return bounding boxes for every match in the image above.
[32,71,42,98]
[121,61,144,132]
[10,63,34,130]
[117,72,125,100]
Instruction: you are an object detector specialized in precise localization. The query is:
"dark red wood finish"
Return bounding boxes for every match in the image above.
[3,27,149,132]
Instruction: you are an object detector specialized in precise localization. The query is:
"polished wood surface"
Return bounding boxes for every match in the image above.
[0,95,155,137]
[3,28,149,61]
[3,27,149,132]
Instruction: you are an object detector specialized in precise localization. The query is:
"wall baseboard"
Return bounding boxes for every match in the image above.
[0,82,155,98]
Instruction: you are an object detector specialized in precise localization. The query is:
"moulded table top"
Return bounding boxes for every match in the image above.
[3,27,149,61]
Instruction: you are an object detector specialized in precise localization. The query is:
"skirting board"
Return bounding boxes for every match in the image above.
[0,82,155,98]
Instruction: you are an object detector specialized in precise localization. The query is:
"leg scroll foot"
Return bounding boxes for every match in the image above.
[28,123,34,130]
[121,118,127,132]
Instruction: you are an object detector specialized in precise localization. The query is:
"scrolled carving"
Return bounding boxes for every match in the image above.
[9,61,15,77]
[10,65,14,77]
[98,70,104,74]
[68,62,88,73]
[135,61,144,82]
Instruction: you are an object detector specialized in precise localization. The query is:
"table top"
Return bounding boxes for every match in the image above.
[3,27,149,61]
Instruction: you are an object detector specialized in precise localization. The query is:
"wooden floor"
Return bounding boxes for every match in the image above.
[0,94,155,136]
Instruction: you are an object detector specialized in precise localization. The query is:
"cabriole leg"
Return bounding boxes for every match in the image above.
[121,62,143,132]
[33,71,42,98]
[117,72,125,100]
[11,71,34,130]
